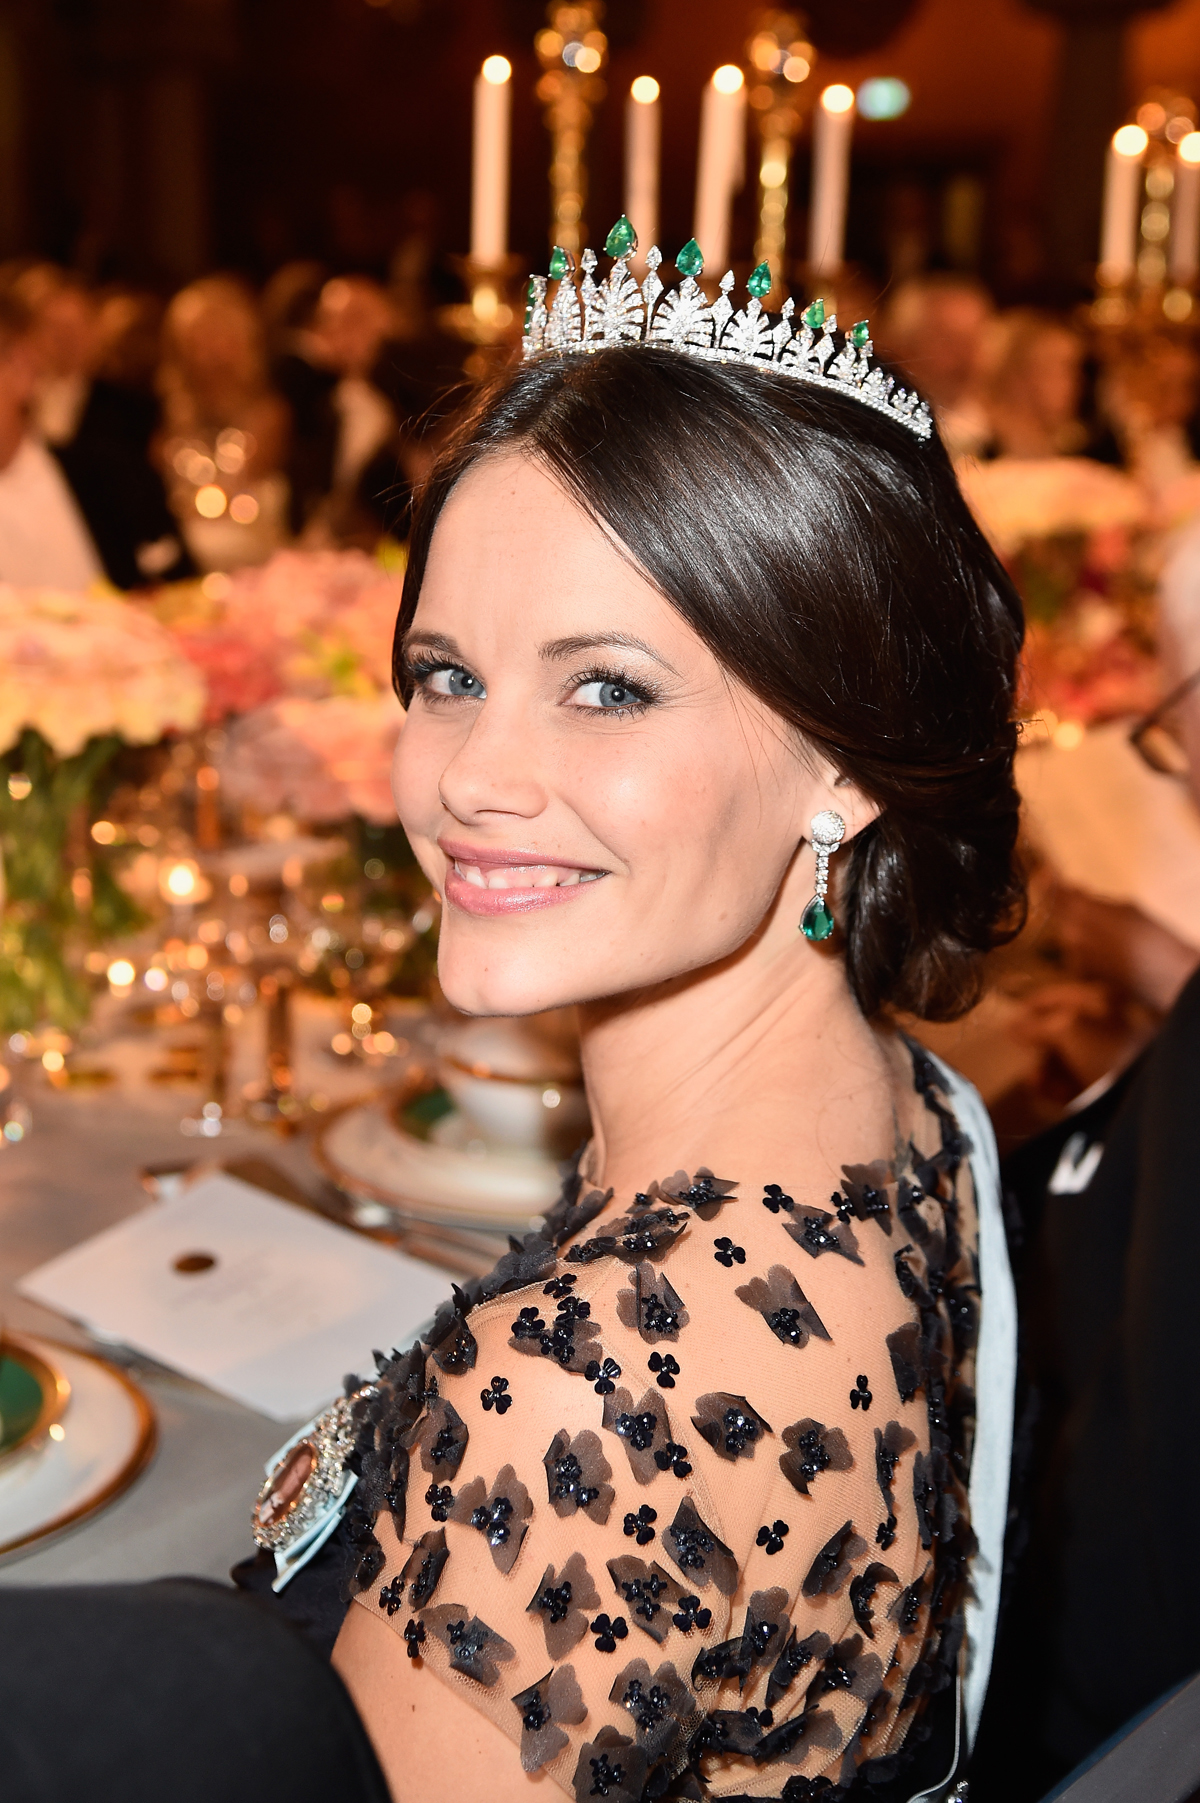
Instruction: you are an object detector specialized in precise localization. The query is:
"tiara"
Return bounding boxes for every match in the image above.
[521,217,933,442]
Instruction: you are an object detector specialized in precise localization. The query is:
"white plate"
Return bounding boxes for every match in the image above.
[315,1090,561,1235]
[0,1336,156,1562]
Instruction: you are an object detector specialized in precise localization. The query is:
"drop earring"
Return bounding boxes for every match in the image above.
[800,810,845,942]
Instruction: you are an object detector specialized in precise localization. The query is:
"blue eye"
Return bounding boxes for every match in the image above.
[426,666,485,699]
[574,678,646,711]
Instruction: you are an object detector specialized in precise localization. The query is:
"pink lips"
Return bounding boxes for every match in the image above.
[438,837,608,918]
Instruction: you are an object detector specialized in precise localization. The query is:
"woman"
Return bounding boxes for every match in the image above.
[253,246,1023,1802]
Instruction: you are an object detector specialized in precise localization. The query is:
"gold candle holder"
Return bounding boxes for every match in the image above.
[439,255,526,377]
[535,3,608,256]
[745,9,816,301]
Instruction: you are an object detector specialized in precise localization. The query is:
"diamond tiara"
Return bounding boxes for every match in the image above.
[521,216,933,443]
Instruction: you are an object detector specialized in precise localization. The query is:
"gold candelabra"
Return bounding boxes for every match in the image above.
[746,9,816,300]
[535,3,608,256]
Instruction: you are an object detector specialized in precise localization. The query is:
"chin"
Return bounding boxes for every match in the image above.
[436,931,586,1019]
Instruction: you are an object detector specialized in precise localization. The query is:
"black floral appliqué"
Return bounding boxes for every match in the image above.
[378,1576,403,1616]
[586,1357,622,1395]
[602,1385,670,1484]
[802,1520,868,1598]
[651,1166,738,1220]
[766,1628,831,1708]
[424,1482,454,1522]
[849,1374,873,1411]
[480,1375,512,1414]
[403,1617,425,1659]
[849,1562,898,1640]
[624,1504,657,1545]
[571,1727,647,1803]
[784,1207,864,1265]
[648,1352,679,1388]
[399,1526,449,1606]
[605,1555,684,1645]
[527,1550,600,1659]
[735,1264,831,1350]
[511,1665,586,1773]
[543,1427,614,1523]
[663,1497,738,1594]
[591,1612,630,1652]
[691,1391,773,1461]
[412,1395,469,1478]
[761,1183,795,1213]
[423,1603,514,1687]
[780,1417,854,1496]
[757,1519,790,1555]
[451,1465,532,1574]
[713,1236,746,1267]
[616,1262,688,1343]
[671,1592,712,1633]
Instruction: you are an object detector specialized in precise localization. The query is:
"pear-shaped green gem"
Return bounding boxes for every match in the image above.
[803,298,825,330]
[548,245,570,279]
[747,261,772,300]
[848,318,870,349]
[605,215,637,259]
[675,238,704,278]
[801,897,835,942]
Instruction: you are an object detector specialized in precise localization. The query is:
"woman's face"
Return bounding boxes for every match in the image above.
[393,453,842,1018]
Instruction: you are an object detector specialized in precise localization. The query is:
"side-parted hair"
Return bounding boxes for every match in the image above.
[393,348,1025,1021]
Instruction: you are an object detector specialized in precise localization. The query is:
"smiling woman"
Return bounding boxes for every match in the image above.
[240,342,1024,1803]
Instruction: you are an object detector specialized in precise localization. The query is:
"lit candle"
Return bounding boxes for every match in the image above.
[694,65,746,274]
[626,76,661,267]
[471,55,512,267]
[1098,124,1148,284]
[1171,131,1200,287]
[809,84,856,280]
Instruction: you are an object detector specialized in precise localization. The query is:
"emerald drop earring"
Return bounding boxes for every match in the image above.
[800,810,846,942]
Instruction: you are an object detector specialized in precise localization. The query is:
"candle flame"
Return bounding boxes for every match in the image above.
[481,55,512,85]
[821,84,855,116]
[1179,131,1200,167]
[631,75,660,105]
[712,65,744,95]
[1112,124,1148,159]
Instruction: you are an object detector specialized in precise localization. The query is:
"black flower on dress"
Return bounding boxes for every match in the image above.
[804,1633,883,1711]
[610,1657,692,1764]
[837,1160,895,1235]
[451,1465,532,1574]
[571,1727,648,1803]
[623,1504,657,1545]
[606,1555,688,1645]
[422,1603,515,1686]
[779,1418,854,1496]
[751,1704,842,1765]
[849,1375,873,1411]
[424,1482,454,1522]
[648,1352,679,1388]
[402,1618,425,1659]
[713,1237,746,1267]
[757,1519,790,1555]
[480,1375,512,1414]
[874,1420,916,1549]
[543,1427,614,1524]
[849,1563,898,1640]
[616,1261,689,1343]
[735,1264,831,1351]
[412,1395,469,1478]
[691,1392,773,1461]
[802,1520,868,1598]
[425,1284,479,1375]
[602,1385,671,1485]
[761,1183,795,1214]
[399,1526,449,1606]
[650,1167,738,1220]
[509,1289,602,1374]
[783,1207,864,1266]
[663,1497,739,1594]
[586,1357,622,1395]
[591,1612,630,1652]
[527,1551,601,1660]
[766,1628,832,1709]
[567,1208,689,1266]
[691,1587,790,1692]
[511,1664,587,1772]
[886,1321,924,1402]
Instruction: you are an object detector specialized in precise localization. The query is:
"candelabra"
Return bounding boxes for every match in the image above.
[1095,92,1200,327]
[535,2,608,256]
[745,9,816,300]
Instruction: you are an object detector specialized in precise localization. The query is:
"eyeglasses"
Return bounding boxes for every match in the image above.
[1129,666,1200,779]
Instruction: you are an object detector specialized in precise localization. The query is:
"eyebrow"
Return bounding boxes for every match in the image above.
[539,632,680,675]
[399,630,465,662]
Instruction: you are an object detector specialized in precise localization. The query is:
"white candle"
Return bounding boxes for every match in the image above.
[809,84,855,280]
[694,65,746,275]
[1098,124,1147,284]
[1171,131,1200,287]
[470,55,512,267]
[626,76,661,265]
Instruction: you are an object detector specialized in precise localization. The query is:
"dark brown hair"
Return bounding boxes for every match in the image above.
[394,347,1025,1020]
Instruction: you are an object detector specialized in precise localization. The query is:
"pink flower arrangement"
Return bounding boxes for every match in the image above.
[217,694,402,825]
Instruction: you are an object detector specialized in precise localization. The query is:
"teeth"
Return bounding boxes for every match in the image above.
[454,858,603,890]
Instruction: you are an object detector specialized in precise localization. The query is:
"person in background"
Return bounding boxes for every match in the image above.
[984,310,1087,460]
[262,260,338,537]
[158,276,291,571]
[0,286,105,589]
[308,274,400,544]
[1093,331,1200,498]
[14,264,191,588]
[877,271,995,458]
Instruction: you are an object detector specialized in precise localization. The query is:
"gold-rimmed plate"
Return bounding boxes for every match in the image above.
[0,1338,70,1464]
[0,1335,156,1563]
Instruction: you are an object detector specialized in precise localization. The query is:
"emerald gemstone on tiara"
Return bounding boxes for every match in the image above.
[522,222,933,441]
[675,238,704,278]
[605,215,637,259]
[747,262,772,300]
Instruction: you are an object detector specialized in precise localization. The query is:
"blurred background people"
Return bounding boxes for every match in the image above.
[984,310,1087,460]
[1093,332,1200,499]
[308,275,400,546]
[14,264,191,588]
[158,276,291,572]
[0,287,104,589]
[877,271,995,458]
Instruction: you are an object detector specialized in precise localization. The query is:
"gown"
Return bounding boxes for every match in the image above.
[245,1040,1013,1803]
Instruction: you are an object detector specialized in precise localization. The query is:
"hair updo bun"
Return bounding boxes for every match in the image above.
[395,347,1025,1021]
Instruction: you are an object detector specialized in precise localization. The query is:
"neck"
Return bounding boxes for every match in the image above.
[0,406,27,473]
[577,902,892,1202]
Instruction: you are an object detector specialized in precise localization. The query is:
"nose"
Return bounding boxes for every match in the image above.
[435,697,551,827]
